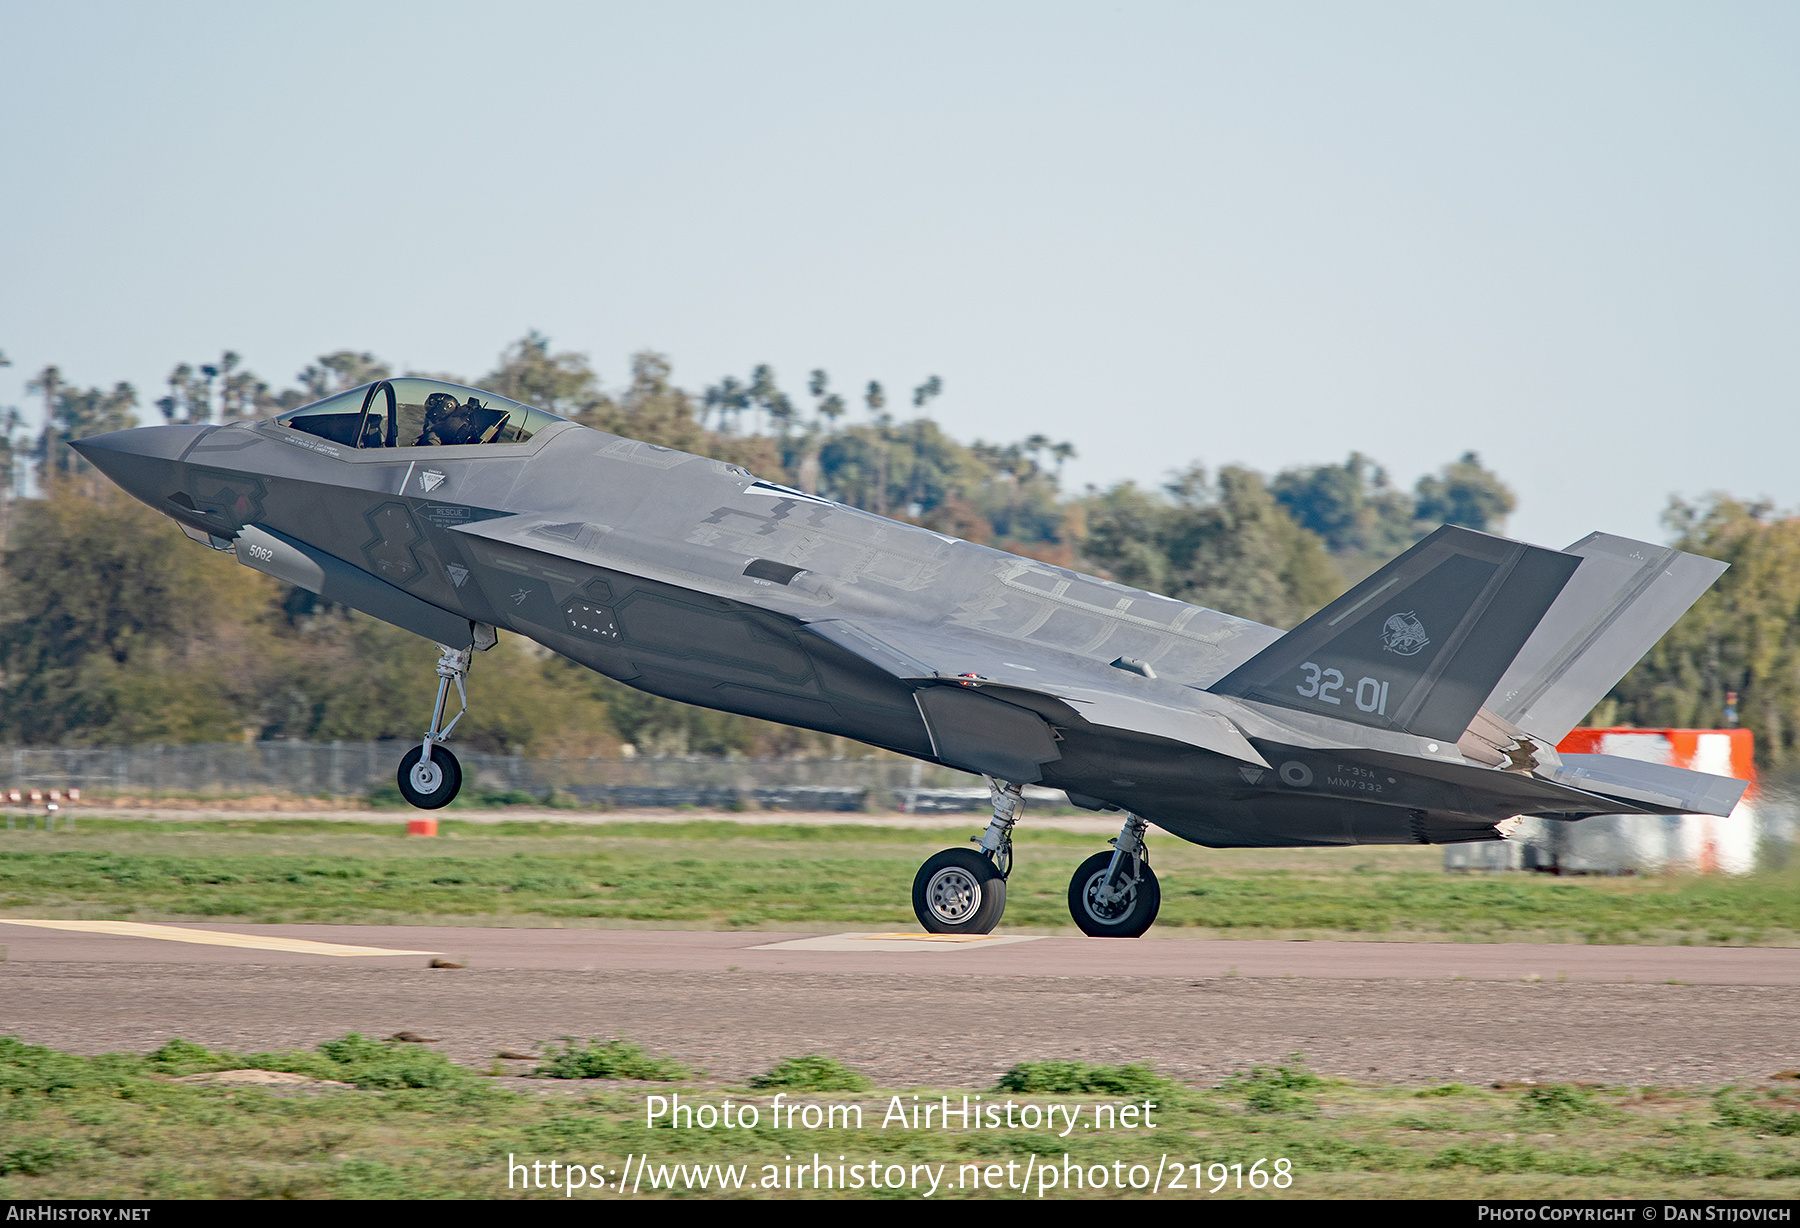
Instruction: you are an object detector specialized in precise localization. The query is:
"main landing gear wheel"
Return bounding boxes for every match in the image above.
[398,744,462,809]
[913,848,1007,935]
[1069,851,1161,938]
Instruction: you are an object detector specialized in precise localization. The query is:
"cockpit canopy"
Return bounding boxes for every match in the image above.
[274,378,566,450]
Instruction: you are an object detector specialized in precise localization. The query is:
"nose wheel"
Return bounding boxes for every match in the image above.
[397,642,473,810]
[1069,814,1161,937]
[398,744,462,809]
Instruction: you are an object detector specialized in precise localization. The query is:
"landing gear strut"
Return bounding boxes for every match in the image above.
[912,777,1022,934]
[1068,812,1161,938]
[397,643,470,810]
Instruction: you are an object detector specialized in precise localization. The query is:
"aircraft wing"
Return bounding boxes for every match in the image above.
[448,489,1287,698]
[805,616,1271,768]
[443,507,1278,770]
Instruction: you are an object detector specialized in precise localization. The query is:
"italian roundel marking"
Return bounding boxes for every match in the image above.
[1380,611,1430,656]
[1278,761,1313,788]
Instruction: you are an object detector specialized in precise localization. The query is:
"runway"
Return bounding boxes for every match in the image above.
[3,921,1796,1088]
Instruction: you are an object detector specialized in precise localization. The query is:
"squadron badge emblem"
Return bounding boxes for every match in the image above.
[1381,611,1430,656]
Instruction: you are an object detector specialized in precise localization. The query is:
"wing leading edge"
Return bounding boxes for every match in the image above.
[805,617,1272,769]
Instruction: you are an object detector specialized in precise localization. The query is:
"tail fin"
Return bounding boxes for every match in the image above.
[1210,525,1579,741]
[1483,533,1728,742]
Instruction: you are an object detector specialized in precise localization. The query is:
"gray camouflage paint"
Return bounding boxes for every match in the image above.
[72,393,1744,850]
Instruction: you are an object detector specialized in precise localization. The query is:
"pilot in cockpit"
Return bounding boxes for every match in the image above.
[417,393,476,447]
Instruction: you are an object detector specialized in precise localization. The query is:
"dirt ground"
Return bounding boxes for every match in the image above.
[3,924,1795,1088]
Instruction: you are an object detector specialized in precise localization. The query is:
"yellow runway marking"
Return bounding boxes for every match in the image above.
[853,932,1006,943]
[750,931,1044,952]
[0,919,439,957]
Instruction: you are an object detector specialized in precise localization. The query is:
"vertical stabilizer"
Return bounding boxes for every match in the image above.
[1483,533,1727,742]
[1210,526,1579,741]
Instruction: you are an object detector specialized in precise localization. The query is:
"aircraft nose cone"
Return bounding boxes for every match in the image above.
[69,424,213,507]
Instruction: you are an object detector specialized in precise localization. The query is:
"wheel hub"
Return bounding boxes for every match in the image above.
[925,865,983,925]
[409,759,444,794]
[1082,870,1136,923]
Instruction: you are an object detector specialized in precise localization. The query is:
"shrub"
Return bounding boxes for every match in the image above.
[297,1033,476,1090]
[535,1039,691,1081]
[145,1038,236,1077]
[1713,1089,1800,1136]
[1518,1084,1603,1124]
[1222,1054,1322,1113]
[748,1055,871,1092]
[994,1060,1173,1097]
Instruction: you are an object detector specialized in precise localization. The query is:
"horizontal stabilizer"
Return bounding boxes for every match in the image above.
[1210,526,1580,742]
[1484,533,1728,742]
[1542,754,1748,818]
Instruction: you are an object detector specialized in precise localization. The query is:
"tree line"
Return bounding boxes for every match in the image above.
[2,334,1792,766]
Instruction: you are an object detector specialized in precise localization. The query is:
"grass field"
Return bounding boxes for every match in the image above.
[1,817,1797,944]
[0,1035,1796,1199]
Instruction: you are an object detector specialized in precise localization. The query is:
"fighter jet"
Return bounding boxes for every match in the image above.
[72,376,1746,937]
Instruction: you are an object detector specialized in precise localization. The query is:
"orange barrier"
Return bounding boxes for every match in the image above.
[1551,727,1757,874]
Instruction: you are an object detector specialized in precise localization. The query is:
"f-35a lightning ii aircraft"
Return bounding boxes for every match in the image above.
[74,377,1746,938]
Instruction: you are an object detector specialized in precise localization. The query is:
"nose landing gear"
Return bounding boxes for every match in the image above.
[1069,813,1160,938]
[397,642,472,809]
[911,777,1022,934]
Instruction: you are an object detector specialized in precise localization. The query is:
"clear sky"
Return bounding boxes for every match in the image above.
[2,1,1794,548]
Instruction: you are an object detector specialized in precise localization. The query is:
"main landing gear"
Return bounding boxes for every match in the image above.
[912,778,1021,935]
[909,779,1162,938]
[1068,813,1160,938]
[397,643,471,810]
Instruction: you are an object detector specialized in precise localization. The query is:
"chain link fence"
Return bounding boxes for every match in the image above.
[0,742,1051,813]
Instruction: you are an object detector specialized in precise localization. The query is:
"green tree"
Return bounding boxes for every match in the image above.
[1076,480,1173,593]
[297,351,391,400]
[0,348,21,550]
[28,370,137,481]
[0,484,269,743]
[808,370,845,431]
[747,364,794,437]
[481,331,607,418]
[703,374,748,434]
[1607,497,1800,767]
[1413,450,1516,533]
[0,483,628,751]
[579,350,706,454]
[1271,452,1418,557]
[0,404,22,509]
[1082,466,1342,628]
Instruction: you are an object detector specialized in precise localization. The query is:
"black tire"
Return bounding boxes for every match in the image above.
[1068,851,1160,938]
[912,847,1007,934]
[398,745,462,810]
